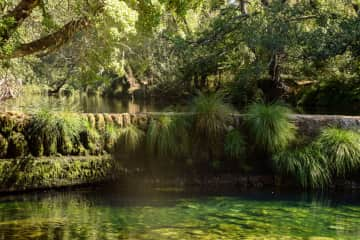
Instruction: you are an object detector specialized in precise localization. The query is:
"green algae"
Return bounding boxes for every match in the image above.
[0,156,116,190]
[0,192,359,240]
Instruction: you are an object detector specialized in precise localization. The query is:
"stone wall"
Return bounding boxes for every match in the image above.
[1,111,360,192]
[1,111,360,159]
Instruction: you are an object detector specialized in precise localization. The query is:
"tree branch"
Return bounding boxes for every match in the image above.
[0,0,40,46]
[1,17,91,59]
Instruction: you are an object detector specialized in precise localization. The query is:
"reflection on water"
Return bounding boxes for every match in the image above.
[0,189,359,239]
[0,93,163,113]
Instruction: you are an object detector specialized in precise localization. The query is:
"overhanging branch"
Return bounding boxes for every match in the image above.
[1,17,90,59]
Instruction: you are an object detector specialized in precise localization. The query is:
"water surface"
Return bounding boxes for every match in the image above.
[0,189,359,239]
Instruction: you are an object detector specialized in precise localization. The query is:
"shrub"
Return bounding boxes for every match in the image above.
[56,113,85,155]
[316,128,360,176]
[28,111,86,156]
[104,123,120,153]
[80,122,102,155]
[274,128,360,189]
[27,110,59,156]
[224,129,246,160]
[117,124,144,153]
[273,145,331,189]
[147,115,189,157]
[245,102,297,153]
[192,92,233,141]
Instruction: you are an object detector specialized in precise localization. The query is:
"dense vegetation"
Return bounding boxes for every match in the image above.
[0,1,360,190]
[0,0,359,111]
[1,96,360,189]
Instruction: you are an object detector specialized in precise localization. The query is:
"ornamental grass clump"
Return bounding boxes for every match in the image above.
[245,102,297,153]
[28,110,59,156]
[147,115,189,157]
[192,92,233,141]
[104,123,121,153]
[118,124,144,153]
[273,145,331,189]
[56,113,85,155]
[28,111,86,156]
[274,127,360,189]
[316,128,360,176]
[224,129,246,160]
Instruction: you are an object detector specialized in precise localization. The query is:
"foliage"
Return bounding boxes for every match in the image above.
[245,102,297,153]
[27,111,86,156]
[224,129,246,161]
[81,121,102,155]
[0,156,115,190]
[104,123,121,153]
[7,132,28,158]
[316,128,360,176]
[273,145,331,189]
[0,133,8,158]
[192,92,233,141]
[274,128,360,188]
[117,124,144,153]
[147,115,189,157]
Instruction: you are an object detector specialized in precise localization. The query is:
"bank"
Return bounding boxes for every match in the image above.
[0,111,360,193]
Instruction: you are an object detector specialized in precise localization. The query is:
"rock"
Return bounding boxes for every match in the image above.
[95,114,105,131]
[122,113,131,126]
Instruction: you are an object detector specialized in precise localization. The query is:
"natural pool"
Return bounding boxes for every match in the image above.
[0,189,359,240]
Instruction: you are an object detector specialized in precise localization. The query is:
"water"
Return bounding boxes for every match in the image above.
[0,93,164,113]
[0,189,359,239]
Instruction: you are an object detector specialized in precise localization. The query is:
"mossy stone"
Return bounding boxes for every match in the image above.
[104,114,113,125]
[0,134,8,158]
[122,113,131,126]
[87,114,96,129]
[28,136,44,157]
[95,114,105,131]
[58,136,73,155]
[43,135,57,156]
[7,132,28,158]
[80,129,103,155]
[0,115,15,135]
[112,114,123,127]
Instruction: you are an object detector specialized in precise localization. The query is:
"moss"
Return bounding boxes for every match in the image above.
[80,126,103,155]
[0,114,16,135]
[104,114,113,125]
[122,113,131,126]
[0,156,118,191]
[7,132,28,158]
[28,136,44,157]
[0,134,8,158]
[58,135,73,155]
[87,114,96,129]
[95,114,105,131]
[112,114,123,127]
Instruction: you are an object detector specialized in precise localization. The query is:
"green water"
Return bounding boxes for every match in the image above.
[0,190,359,240]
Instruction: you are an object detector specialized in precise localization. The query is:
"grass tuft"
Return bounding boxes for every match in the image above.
[316,128,360,176]
[118,124,144,152]
[245,102,297,153]
[147,115,190,157]
[224,129,246,160]
[192,92,233,141]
